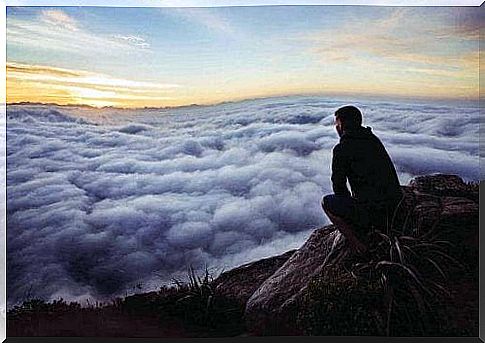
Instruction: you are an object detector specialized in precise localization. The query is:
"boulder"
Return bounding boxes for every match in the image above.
[212,249,296,305]
[409,174,479,202]
[244,227,349,335]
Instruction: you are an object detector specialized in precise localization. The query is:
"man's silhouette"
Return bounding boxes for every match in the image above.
[322,105,402,254]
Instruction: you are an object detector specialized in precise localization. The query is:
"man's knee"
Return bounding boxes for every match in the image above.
[322,194,357,223]
[321,194,334,212]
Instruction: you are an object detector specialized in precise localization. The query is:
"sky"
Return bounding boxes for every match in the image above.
[6,5,482,108]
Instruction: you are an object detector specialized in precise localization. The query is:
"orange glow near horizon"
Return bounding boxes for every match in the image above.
[7,60,479,109]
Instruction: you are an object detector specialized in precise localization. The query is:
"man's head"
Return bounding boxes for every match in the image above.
[334,105,363,137]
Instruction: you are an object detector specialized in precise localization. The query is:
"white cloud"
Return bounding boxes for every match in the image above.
[113,35,150,49]
[6,96,480,305]
[7,62,182,106]
[40,9,79,31]
[170,8,235,35]
[163,7,256,44]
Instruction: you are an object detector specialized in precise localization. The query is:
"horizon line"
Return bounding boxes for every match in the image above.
[6,91,479,110]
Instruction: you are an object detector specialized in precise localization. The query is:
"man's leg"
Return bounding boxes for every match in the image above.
[321,195,368,255]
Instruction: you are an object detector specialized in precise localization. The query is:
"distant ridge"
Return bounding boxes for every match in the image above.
[6,101,206,111]
[8,101,97,108]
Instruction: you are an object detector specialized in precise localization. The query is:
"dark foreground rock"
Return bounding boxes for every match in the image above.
[245,227,347,335]
[238,174,478,335]
[212,249,297,305]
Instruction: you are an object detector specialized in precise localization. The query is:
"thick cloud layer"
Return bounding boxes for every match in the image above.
[6,96,480,305]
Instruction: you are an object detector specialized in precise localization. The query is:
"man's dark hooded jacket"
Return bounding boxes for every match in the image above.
[331,126,402,212]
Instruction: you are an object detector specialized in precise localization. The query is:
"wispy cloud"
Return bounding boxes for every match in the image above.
[7,62,181,89]
[445,7,483,41]
[297,8,478,78]
[7,62,182,107]
[170,8,235,35]
[113,35,150,49]
[7,10,152,57]
[40,9,79,31]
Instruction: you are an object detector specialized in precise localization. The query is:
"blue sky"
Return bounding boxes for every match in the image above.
[6,5,481,107]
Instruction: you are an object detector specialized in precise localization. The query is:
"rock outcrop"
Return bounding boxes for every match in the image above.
[212,249,297,305]
[213,174,479,336]
[244,227,347,335]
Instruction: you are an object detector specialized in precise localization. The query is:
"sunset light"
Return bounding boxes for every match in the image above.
[6,6,480,106]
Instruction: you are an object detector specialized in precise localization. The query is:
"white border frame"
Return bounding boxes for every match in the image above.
[1,1,483,342]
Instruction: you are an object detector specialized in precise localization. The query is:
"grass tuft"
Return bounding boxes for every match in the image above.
[298,203,473,336]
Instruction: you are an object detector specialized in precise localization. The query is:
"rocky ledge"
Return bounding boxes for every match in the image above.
[213,174,479,336]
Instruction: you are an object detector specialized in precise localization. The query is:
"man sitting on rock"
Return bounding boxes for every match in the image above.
[322,105,403,254]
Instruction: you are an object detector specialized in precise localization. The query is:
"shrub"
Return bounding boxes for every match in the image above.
[297,205,464,336]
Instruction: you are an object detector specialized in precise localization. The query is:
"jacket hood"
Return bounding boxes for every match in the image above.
[340,126,373,141]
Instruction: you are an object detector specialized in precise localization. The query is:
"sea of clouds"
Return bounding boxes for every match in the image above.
[6,95,480,305]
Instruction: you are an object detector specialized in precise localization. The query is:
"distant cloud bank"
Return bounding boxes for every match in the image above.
[6,96,480,305]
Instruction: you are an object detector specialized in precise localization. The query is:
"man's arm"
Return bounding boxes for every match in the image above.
[331,144,351,197]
